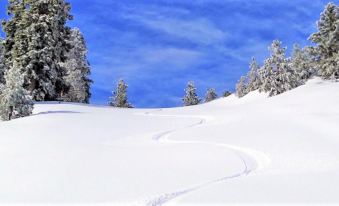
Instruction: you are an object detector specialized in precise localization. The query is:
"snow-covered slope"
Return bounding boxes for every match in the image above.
[0,78,338,206]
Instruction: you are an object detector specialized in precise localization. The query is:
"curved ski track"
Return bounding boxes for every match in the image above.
[135,111,270,206]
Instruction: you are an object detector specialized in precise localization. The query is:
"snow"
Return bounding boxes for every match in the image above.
[0,78,339,205]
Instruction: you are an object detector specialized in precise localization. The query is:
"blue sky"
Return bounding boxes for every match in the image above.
[0,0,334,108]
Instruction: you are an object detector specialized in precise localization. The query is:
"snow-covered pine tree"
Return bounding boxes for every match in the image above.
[109,79,132,108]
[222,91,232,97]
[291,44,313,82]
[309,2,339,79]
[258,58,273,94]
[4,0,73,101]
[0,41,4,87]
[205,88,218,102]
[247,57,261,92]
[62,28,92,103]
[236,58,263,98]
[236,76,248,97]
[183,81,200,106]
[259,40,300,96]
[1,0,26,79]
[0,61,33,121]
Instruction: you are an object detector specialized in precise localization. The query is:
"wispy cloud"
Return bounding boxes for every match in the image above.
[120,5,228,45]
[138,47,204,68]
[89,46,206,91]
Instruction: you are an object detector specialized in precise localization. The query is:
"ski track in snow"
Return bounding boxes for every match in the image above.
[135,111,270,206]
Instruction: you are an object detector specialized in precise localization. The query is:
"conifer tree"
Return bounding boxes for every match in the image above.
[205,88,218,102]
[309,2,339,79]
[259,40,300,96]
[236,76,248,97]
[247,57,261,92]
[2,0,73,101]
[63,28,92,103]
[109,79,132,108]
[1,0,26,77]
[183,81,200,106]
[0,41,4,86]
[23,0,72,100]
[0,61,33,121]
[222,91,232,97]
[291,44,313,82]
[258,59,272,94]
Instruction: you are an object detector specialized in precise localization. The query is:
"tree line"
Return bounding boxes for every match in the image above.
[108,2,338,109]
[0,1,337,118]
[236,2,338,98]
[108,79,230,109]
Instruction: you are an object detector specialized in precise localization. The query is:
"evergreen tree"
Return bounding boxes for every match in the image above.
[183,81,200,106]
[205,88,218,102]
[309,2,339,79]
[0,2,33,121]
[247,57,261,92]
[24,0,72,100]
[0,41,4,86]
[222,91,232,97]
[2,0,73,101]
[259,40,300,96]
[1,0,26,78]
[0,61,33,121]
[258,59,272,93]
[291,44,313,82]
[109,79,132,108]
[62,28,92,103]
[238,57,262,98]
[236,76,248,97]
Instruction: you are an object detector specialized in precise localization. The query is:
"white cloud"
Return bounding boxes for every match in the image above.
[92,46,205,89]
[121,9,227,45]
[141,18,226,45]
[141,47,203,67]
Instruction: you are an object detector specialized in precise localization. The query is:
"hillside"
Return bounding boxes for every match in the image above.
[0,78,338,206]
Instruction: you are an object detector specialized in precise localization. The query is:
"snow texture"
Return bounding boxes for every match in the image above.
[0,78,338,206]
